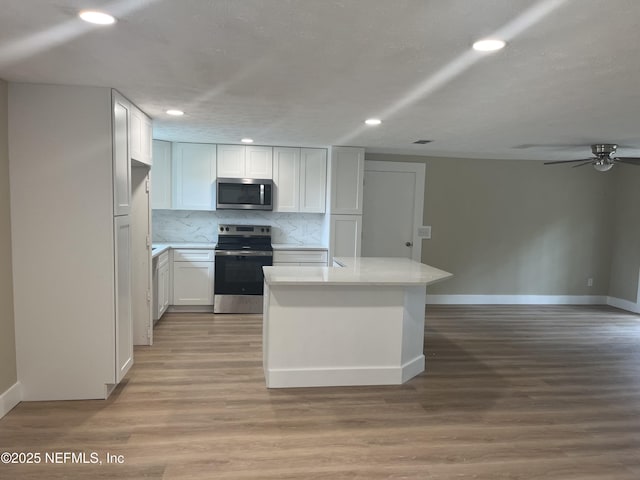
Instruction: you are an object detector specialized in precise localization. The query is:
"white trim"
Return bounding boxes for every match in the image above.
[364,160,425,262]
[606,296,640,314]
[0,381,22,419]
[426,294,608,305]
[266,357,424,389]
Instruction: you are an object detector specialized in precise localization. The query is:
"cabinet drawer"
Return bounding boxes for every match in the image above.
[173,249,215,262]
[273,250,328,264]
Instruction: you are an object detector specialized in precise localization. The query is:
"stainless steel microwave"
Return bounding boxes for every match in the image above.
[216,178,273,210]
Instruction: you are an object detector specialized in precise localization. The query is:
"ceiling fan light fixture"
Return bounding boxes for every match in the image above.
[593,160,614,172]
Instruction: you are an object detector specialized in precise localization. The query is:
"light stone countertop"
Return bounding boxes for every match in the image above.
[151,242,216,258]
[271,243,328,251]
[263,257,452,286]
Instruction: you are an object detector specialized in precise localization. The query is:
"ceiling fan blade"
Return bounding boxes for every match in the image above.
[616,159,640,166]
[543,158,592,165]
[571,161,594,168]
[616,157,640,163]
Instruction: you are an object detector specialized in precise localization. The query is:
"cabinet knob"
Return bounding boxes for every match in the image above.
[405,241,413,247]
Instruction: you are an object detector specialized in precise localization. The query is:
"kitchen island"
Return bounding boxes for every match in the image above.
[262,257,452,388]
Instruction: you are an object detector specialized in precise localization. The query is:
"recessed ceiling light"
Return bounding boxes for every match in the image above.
[78,10,116,25]
[166,109,184,116]
[241,138,254,143]
[365,118,382,126]
[472,38,506,52]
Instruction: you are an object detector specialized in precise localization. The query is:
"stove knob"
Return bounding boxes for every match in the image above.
[219,227,224,232]
[225,227,230,231]
[266,227,270,232]
[261,228,265,232]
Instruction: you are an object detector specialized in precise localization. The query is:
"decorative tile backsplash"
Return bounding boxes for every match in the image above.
[152,210,325,244]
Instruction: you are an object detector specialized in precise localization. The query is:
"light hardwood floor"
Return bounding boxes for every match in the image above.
[1,305,639,479]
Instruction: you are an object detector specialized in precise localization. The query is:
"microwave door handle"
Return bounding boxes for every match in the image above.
[260,184,265,205]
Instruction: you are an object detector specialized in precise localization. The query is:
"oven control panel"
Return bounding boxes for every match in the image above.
[218,224,271,236]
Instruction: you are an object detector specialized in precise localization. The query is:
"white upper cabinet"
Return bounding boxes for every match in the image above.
[273,147,301,212]
[151,140,172,209]
[273,147,326,213]
[330,146,365,215]
[217,144,273,179]
[130,105,152,166]
[300,148,327,213]
[172,143,217,210]
[245,146,273,178]
[112,92,131,216]
[217,144,245,177]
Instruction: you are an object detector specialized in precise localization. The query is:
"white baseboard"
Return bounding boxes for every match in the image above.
[426,294,608,305]
[0,381,22,419]
[265,358,425,389]
[426,294,640,314]
[606,296,640,314]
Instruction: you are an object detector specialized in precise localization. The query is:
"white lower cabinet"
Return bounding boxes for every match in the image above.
[172,249,215,305]
[114,215,133,383]
[153,251,170,321]
[273,249,328,267]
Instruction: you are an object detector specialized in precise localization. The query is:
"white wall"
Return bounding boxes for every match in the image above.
[366,153,615,297]
[0,79,17,401]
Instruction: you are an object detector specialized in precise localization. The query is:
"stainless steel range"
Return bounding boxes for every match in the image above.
[214,224,273,314]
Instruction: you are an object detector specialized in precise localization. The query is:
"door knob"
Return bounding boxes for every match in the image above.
[405,241,413,247]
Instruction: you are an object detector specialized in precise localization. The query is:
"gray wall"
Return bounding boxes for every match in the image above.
[0,79,17,393]
[366,153,615,296]
[608,167,640,302]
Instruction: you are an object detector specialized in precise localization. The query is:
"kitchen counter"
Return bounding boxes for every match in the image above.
[271,244,327,251]
[151,242,216,258]
[263,257,451,286]
[262,257,453,389]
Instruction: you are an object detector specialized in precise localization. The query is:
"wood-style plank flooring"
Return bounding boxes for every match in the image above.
[1,305,640,479]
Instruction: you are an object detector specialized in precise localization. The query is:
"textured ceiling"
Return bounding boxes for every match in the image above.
[1,0,640,160]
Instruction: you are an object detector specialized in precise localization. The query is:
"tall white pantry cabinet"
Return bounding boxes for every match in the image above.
[9,84,138,400]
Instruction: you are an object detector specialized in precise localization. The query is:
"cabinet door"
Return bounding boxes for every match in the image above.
[130,105,152,166]
[114,216,133,382]
[112,92,131,216]
[245,146,273,178]
[142,115,153,166]
[300,148,327,213]
[330,147,364,214]
[173,143,217,210]
[159,262,170,316]
[273,147,300,212]
[173,261,214,305]
[330,214,362,260]
[151,140,172,209]
[217,144,246,178]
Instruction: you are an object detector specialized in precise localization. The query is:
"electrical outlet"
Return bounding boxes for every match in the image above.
[587,278,593,287]
[418,226,432,239]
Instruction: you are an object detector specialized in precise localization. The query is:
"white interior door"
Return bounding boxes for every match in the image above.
[362,161,425,261]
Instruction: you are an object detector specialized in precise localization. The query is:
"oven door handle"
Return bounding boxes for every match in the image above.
[215,250,273,257]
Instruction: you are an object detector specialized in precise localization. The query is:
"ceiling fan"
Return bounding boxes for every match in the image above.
[544,144,640,172]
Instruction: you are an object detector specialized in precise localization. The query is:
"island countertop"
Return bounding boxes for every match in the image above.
[263,257,452,286]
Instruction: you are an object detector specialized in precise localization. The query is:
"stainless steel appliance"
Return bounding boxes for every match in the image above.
[214,224,273,313]
[216,178,273,210]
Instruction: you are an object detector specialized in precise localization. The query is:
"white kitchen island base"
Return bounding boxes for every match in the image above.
[262,258,452,388]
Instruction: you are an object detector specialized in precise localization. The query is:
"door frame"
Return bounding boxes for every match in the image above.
[363,161,425,262]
